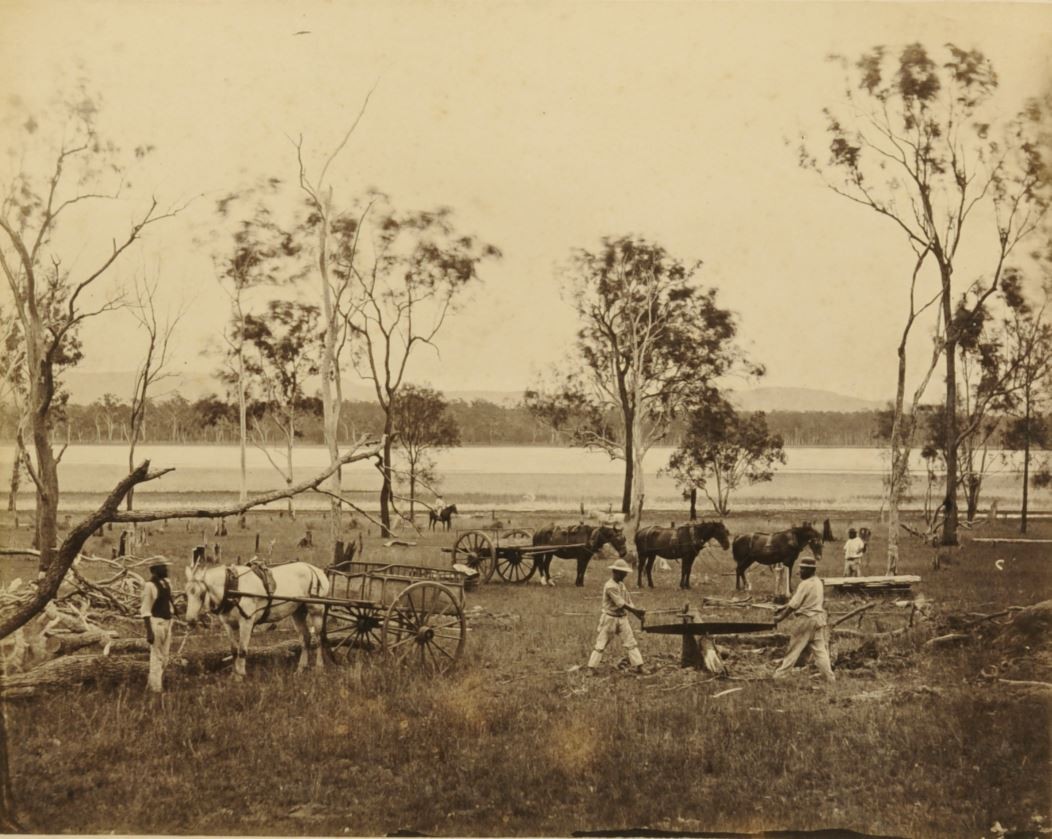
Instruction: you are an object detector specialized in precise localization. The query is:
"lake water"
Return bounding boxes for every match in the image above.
[1,443,1045,513]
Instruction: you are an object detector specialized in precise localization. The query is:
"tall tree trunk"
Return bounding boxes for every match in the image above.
[688,487,697,521]
[1021,393,1031,535]
[621,411,634,515]
[623,410,645,569]
[942,272,960,545]
[126,441,136,511]
[7,443,20,513]
[316,201,343,543]
[379,412,393,537]
[409,473,416,523]
[31,410,59,574]
[286,425,295,520]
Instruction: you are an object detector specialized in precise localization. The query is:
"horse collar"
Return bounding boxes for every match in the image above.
[213,566,241,615]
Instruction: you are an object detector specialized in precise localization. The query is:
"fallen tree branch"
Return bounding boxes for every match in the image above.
[831,602,876,628]
[0,441,384,642]
[924,633,971,648]
[963,609,1012,628]
[111,439,383,523]
[997,678,1052,689]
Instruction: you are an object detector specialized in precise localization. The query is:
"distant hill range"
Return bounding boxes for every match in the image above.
[60,371,884,413]
[730,387,883,413]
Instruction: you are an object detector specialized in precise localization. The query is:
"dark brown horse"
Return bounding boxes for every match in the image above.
[532,523,627,587]
[428,504,458,531]
[731,523,823,595]
[635,521,731,589]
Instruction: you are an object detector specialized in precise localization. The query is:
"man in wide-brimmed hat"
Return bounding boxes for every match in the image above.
[586,548,646,674]
[772,556,835,682]
[140,561,174,693]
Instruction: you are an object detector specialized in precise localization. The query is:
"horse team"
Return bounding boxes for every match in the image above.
[526,518,823,592]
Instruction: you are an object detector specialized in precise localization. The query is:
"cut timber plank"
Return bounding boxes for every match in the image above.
[822,575,921,585]
[969,538,1052,544]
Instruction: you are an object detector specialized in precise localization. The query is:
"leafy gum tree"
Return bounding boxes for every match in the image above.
[801,43,1051,548]
[526,236,754,557]
[241,299,322,518]
[998,275,1052,532]
[667,396,785,517]
[390,384,461,521]
[329,193,500,536]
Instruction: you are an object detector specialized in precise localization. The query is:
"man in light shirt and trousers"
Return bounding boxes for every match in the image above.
[140,562,174,693]
[587,555,646,674]
[842,527,866,577]
[772,556,835,682]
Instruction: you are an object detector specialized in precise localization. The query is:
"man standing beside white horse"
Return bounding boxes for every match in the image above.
[183,559,330,678]
[141,562,175,693]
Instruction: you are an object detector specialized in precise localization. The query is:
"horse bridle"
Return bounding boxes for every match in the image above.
[190,566,252,619]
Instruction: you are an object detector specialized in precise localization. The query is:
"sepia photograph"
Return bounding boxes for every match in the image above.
[0,0,1050,836]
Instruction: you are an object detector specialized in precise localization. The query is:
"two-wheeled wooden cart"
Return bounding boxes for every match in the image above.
[318,561,468,674]
[443,527,542,584]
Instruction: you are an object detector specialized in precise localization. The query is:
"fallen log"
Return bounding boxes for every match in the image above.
[924,633,971,648]
[998,678,1052,689]
[830,602,877,628]
[970,538,1052,544]
[50,629,118,656]
[0,639,309,696]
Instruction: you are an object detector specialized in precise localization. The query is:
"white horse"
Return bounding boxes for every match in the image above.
[184,560,330,678]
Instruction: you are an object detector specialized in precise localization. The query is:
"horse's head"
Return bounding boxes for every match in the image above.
[799,523,823,558]
[703,521,731,551]
[183,562,218,625]
[592,525,627,557]
[448,504,458,515]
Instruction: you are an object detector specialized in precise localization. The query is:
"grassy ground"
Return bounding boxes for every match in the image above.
[2,507,1051,837]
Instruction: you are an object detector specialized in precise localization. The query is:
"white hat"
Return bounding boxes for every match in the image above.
[608,558,633,574]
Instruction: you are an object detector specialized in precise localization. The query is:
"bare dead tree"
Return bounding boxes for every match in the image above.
[0,90,189,574]
[294,89,375,544]
[0,439,383,641]
[125,274,185,510]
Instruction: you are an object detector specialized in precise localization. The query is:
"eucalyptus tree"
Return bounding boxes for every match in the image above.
[125,276,184,510]
[800,43,1050,547]
[328,193,499,535]
[667,396,785,517]
[241,299,322,518]
[390,384,461,521]
[526,236,754,557]
[0,89,181,575]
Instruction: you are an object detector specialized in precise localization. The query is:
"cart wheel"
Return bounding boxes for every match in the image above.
[323,603,383,663]
[382,581,466,675]
[453,530,495,582]
[495,528,536,583]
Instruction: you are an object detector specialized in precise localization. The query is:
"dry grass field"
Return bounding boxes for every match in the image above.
[2,507,1050,837]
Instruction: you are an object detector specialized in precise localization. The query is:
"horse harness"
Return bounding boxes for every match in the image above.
[213,563,278,623]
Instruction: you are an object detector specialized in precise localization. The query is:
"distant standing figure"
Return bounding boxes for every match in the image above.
[140,562,174,693]
[842,528,866,577]
[772,557,835,683]
[587,554,646,674]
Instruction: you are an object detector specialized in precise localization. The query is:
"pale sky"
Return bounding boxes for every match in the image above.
[2,0,1051,403]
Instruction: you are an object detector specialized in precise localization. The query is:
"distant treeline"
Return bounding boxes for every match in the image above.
[0,395,890,448]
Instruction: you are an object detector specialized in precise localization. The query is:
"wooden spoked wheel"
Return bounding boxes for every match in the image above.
[452,530,495,582]
[381,582,466,675]
[495,529,536,583]
[322,603,383,663]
